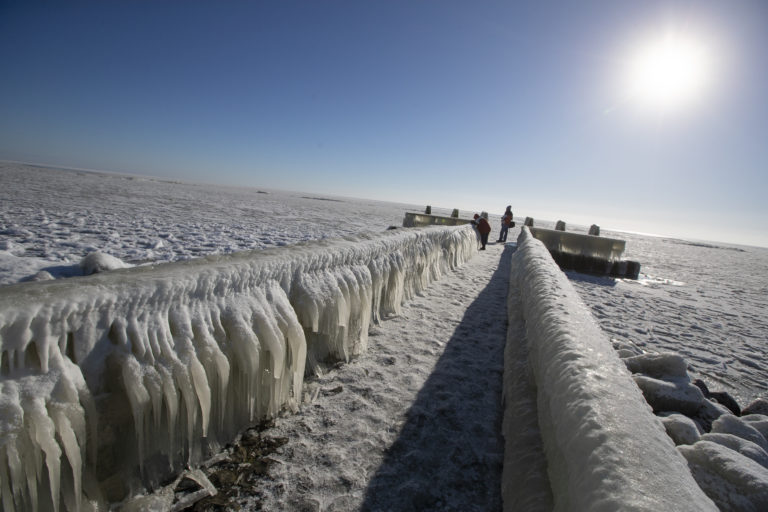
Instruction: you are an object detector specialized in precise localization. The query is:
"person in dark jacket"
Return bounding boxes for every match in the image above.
[472,213,492,250]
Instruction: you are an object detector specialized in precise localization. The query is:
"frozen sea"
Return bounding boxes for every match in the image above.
[1,162,767,509]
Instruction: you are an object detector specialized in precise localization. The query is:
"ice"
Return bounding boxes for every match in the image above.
[79,252,131,276]
[711,414,768,452]
[505,227,716,510]
[699,433,768,469]
[660,413,702,446]
[0,224,476,508]
[679,440,768,510]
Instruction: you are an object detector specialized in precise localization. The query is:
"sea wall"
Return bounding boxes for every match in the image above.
[0,226,477,511]
[502,227,716,511]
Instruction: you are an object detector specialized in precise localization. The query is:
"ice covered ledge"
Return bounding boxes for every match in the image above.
[0,226,476,510]
[502,227,716,511]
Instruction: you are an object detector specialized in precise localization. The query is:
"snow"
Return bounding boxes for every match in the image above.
[2,163,768,510]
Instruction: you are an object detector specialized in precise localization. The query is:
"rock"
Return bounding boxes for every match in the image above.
[625,353,690,380]
[701,433,768,470]
[711,415,768,452]
[324,385,344,395]
[693,380,741,415]
[80,251,131,275]
[692,399,731,433]
[240,428,261,447]
[679,441,768,511]
[616,349,638,359]
[743,398,768,416]
[660,413,701,445]
[741,415,768,442]
[710,392,741,416]
[633,375,705,415]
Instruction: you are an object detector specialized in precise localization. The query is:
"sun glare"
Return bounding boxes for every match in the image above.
[626,31,712,112]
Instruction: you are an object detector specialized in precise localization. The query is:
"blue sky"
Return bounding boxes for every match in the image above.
[1,1,766,247]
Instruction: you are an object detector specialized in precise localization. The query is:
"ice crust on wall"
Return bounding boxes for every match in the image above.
[0,226,476,510]
[504,227,717,511]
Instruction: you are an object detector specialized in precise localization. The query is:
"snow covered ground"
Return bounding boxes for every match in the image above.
[2,163,767,509]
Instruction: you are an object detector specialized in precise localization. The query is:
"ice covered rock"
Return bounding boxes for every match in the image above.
[624,353,690,380]
[660,413,702,445]
[633,374,705,415]
[693,379,741,416]
[700,433,768,470]
[693,399,732,433]
[79,251,132,275]
[711,415,768,452]
[28,270,55,281]
[611,339,642,358]
[741,415,768,441]
[679,440,768,511]
[743,398,768,416]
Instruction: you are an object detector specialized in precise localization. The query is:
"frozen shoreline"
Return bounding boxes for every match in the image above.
[2,163,767,509]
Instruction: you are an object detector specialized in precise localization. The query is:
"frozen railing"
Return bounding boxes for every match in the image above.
[502,227,716,511]
[0,226,477,511]
[402,212,474,228]
[529,226,626,261]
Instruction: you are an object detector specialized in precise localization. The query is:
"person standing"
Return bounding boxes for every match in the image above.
[472,213,492,250]
[497,206,513,243]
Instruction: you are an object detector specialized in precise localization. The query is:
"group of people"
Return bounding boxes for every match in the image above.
[471,205,514,250]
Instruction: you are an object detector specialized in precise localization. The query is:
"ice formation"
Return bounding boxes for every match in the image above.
[503,227,716,511]
[0,226,476,510]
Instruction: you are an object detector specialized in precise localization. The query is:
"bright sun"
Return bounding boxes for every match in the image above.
[626,31,712,112]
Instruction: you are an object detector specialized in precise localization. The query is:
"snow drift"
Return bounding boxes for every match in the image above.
[0,226,476,511]
[503,227,716,511]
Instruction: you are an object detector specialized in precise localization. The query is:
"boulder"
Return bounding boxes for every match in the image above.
[740,415,768,443]
[625,353,690,380]
[679,440,768,511]
[660,413,701,445]
[711,415,768,452]
[693,380,741,415]
[633,375,705,415]
[80,251,131,275]
[700,433,768,470]
[743,398,768,417]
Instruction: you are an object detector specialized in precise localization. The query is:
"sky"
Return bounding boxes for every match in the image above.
[1,1,766,247]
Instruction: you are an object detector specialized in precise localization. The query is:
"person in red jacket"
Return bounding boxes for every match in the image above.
[497,205,514,243]
[472,213,492,250]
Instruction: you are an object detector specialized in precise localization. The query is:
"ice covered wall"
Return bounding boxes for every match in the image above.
[0,226,476,511]
[503,227,716,511]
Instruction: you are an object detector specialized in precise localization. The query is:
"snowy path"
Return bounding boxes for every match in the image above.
[243,242,514,511]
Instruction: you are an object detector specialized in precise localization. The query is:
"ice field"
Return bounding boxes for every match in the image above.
[1,163,767,510]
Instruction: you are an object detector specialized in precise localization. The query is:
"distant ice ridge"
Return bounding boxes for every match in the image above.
[503,227,717,511]
[0,226,476,511]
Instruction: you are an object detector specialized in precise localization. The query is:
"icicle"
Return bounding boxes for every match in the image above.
[50,407,82,511]
[119,354,150,473]
[25,397,62,512]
